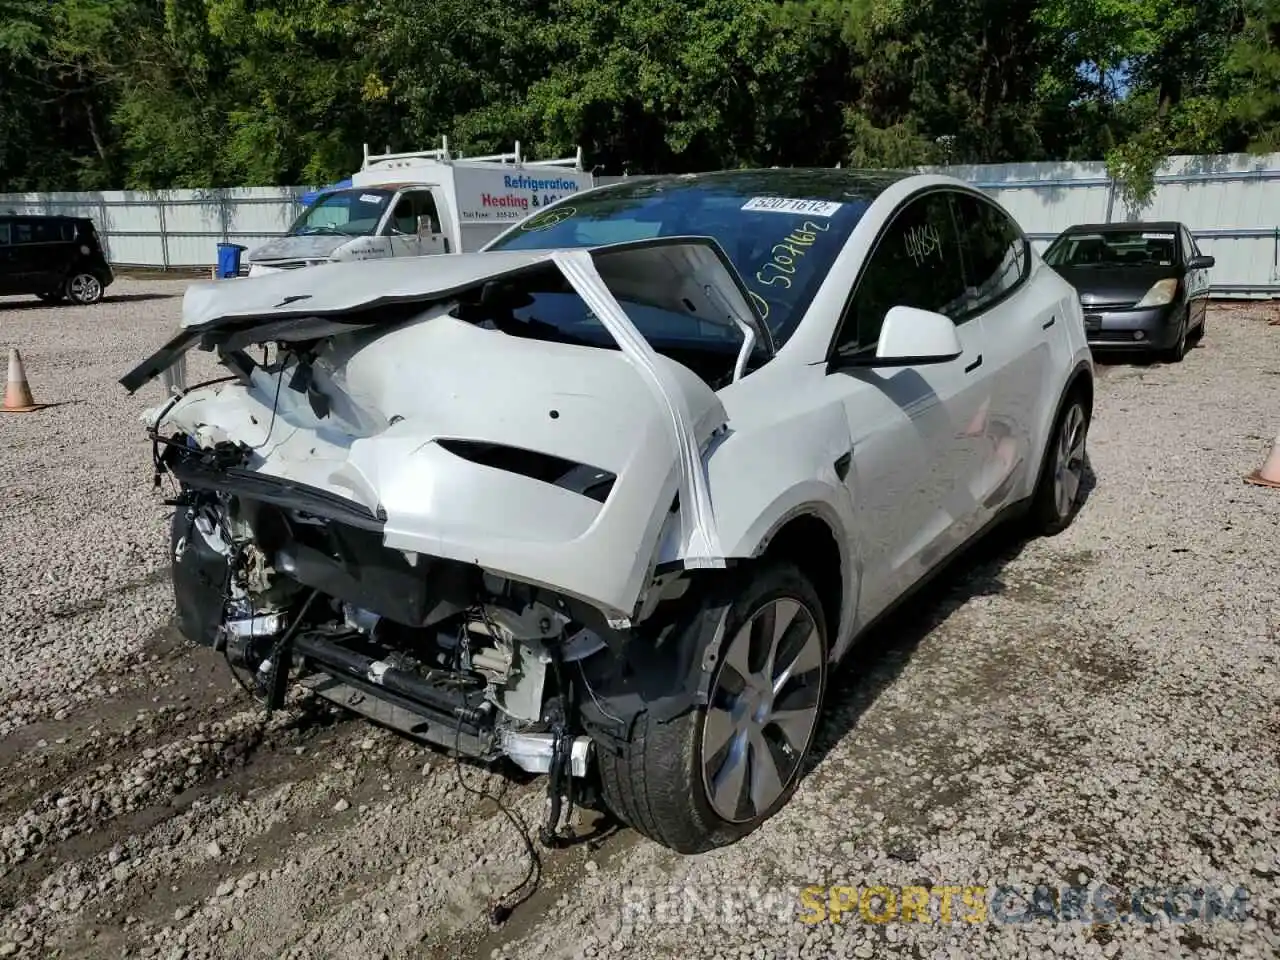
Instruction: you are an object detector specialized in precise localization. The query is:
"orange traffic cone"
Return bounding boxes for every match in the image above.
[1245,430,1280,489]
[2,347,46,413]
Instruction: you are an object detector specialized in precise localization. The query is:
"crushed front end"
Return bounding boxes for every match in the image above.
[166,438,609,807]
[124,242,760,846]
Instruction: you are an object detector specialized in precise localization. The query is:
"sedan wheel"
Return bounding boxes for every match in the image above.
[701,596,825,824]
[1029,393,1090,536]
[66,272,104,305]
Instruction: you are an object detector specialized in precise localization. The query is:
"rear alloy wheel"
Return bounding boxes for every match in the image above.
[597,561,828,853]
[65,272,104,305]
[1028,394,1090,536]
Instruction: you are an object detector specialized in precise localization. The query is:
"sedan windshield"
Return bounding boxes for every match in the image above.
[1044,230,1178,268]
[485,170,902,346]
[289,189,394,237]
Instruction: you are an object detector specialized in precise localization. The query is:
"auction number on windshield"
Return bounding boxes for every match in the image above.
[748,219,833,321]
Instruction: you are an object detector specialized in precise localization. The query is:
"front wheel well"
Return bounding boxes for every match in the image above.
[1067,365,1094,419]
[758,513,843,646]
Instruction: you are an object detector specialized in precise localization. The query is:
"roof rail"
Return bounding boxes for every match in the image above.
[527,146,585,171]
[361,139,585,172]
[456,140,519,164]
[362,136,452,169]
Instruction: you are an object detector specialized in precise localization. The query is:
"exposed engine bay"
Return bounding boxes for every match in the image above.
[173,463,588,784]
[160,432,710,848]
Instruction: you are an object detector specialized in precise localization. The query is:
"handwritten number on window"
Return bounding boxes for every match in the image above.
[904,223,942,266]
[754,219,832,289]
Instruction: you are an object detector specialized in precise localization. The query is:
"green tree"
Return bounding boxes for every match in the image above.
[0,0,127,189]
[1,0,1276,192]
[1035,0,1244,209]
[1226,0,1280,150]
[785,0,1078,167]
[434,0,851,171]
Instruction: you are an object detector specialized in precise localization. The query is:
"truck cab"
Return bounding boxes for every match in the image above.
[246,139,592,277]
[247,184,450,276]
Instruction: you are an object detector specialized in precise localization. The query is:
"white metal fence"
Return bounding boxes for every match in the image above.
[0,186,311,271]
[929,152,1280,298]
[2,152,1277,296]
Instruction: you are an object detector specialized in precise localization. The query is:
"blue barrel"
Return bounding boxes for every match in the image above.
[216,242,247,279]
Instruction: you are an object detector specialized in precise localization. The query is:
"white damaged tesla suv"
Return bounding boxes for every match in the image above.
[120,169,1094,854]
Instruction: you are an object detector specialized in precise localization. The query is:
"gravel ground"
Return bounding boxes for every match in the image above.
[0,280,1277,960]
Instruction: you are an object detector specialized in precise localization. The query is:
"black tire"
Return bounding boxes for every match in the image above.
[1188,311,1206,345]
[1161,315,1187,363]
[65,272,105,305]
[597,560,829,853]
[1027,389,1091,536]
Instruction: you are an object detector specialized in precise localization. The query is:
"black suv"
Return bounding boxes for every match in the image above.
[0,214,114,305]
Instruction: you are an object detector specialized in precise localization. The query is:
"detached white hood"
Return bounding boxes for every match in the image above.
[127,238,768,621]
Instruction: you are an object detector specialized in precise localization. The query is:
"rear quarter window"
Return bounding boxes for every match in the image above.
[950,194,1029,314]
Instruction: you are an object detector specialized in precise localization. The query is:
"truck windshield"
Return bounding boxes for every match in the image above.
[289,189,394,237]
[485,170,905,346]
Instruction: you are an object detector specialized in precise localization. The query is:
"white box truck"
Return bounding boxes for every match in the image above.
[246,139,593,277]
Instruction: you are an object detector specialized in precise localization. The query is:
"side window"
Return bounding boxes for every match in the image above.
[391,191,440,234]
[32,221,62,243]
[833,193,966,355]
[12,221,33,244]
[1181,226,1200,261]
[950,194,1029,315]
[416,192,440,232]
[391,194,415,234]
[0,222,9,245]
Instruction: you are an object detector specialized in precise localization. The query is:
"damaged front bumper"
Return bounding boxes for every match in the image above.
[165,461,608,780]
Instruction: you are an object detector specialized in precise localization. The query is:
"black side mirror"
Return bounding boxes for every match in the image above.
[1188,254,1215,270]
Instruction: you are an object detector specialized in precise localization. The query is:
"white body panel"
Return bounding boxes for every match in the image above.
[137,172,1093,662]
[144,239,769,621]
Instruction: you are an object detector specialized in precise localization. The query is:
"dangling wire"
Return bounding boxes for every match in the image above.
[452,706,542,926]
[248,346,289,452]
